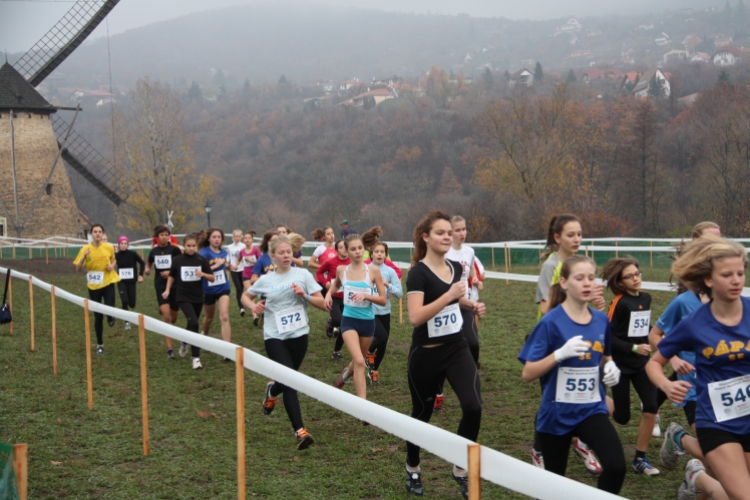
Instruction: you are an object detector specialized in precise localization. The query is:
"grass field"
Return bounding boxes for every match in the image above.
[0,260,724,499]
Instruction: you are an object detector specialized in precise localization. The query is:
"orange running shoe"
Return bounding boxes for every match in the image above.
[262,381,278,415]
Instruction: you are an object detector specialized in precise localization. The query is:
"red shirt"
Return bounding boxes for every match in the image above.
[317,256,350,298]
[317,247,339,268]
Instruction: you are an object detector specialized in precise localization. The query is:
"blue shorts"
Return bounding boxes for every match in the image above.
[340,316,375,338]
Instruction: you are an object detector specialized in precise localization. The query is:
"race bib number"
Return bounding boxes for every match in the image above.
[556,366,601,404]
[344,285,371,308]
[181,266,201,282]
[708,374,750,423]
[628,310,651,337]
[209,270,227,287]
[154,254,172,270]
[118,268,134,280]
[275,305,308,334]
[86,271,104,285]
[427,303,463,338]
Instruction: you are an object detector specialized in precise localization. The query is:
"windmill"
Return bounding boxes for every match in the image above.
[0,0,124,239]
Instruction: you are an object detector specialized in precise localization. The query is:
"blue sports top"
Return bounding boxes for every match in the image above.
[200,247,231,295]
[370,262,403,316]
[341,265,375,320]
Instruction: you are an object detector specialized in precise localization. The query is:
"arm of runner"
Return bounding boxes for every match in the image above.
[646,352,692,404]
[407,281,465,327]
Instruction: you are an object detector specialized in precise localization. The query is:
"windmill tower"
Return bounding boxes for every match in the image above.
[0,0,124,238]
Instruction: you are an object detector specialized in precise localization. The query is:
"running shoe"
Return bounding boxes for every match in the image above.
[192,357,203,370]
[652,412,662,437]
[326,318,334,338]
[531,448,545,469]
[167,349,174,359]
[632,456,660,476]
[368,369,380,385]
[404,464,424,496]
[253,317,259,327]
[240,308,245,317]
[295,428,314,450]
[677,459,705,500]
[124,321,131,331]
[96,345,104,356]
[661,422,687,470]
[433,394,444,414]
[262,381,278,415]
[332,327,340,337]
[331,350,343,362]
[334,367,349,389]
[573,438,602,475]
[452,470,469,500]
[107,316,115,327]
[365,351,376,369]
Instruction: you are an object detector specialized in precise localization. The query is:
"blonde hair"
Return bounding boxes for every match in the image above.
[269,235,290,255]
[450,215,466,226]
[288,233,306,254]
[691,221,720,239]
[671,235,748,297]
[233,229,243,237]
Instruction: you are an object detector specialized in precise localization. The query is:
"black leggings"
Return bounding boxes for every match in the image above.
[231,271,244,311]
[538,413,626,494]
[368,314,390,370]
[406,340,482,467]
[330,297,345,352]
[437,309,479,394]
[265,335,308,431]
[178,302,204,358]
[611,368,658,425]
[117,281,137,310]
[88,284,115,345]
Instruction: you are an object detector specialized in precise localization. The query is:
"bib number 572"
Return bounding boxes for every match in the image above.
[280,312,302,326]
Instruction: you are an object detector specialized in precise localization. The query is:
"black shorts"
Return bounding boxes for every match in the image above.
[340,316,375,338]
[155,285,178,311]
[684,401,697,426]
[204,289,231,306]
[697,427,750,455]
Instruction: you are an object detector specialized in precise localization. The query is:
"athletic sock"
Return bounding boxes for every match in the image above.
[635,450,646,461]
[674,429,687,452]
[452,465,467,478]
[406,463,420,473]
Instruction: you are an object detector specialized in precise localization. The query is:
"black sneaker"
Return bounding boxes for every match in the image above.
[240,308,246,317]
[167,349,174,359]
[452,470,469,500]
[107,316,115,327]
[405,464,424,496]
[326,318,334,338]
[96,345,104,356]
[253,317,259,327]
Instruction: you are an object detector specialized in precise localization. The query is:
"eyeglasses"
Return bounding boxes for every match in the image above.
[622,271,643,280]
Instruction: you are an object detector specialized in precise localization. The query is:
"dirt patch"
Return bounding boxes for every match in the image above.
[0,258,77,279]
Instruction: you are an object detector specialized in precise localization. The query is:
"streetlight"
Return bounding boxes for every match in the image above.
[205,202,212,227]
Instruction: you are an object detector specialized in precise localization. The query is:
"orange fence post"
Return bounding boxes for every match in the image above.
[615,239,619,259]
[29,277,34,351]
[491,247,495,269]
[399,298,403,325]
[468,443,480,500]
[45,243,49,264]
[236,347,246,500]
[650,240,653,268]
[13,443,27,500]
[12,244,15,260]
[84,300,93,410]
[51,286,57,375]
[138,315,149,456]
[504,244,509,285]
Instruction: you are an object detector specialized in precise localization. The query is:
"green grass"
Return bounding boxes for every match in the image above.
[0,261,714,499]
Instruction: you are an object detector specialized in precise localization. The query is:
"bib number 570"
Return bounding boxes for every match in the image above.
[433,312,457,328]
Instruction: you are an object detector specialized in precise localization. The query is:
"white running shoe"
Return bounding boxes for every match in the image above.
[652,413,662,437]
[179,342,189,358]
[531,448,545,469]
[124,321,131,331]
[573,438,602,475]
[192,357,203,370]
[677,459,705,500]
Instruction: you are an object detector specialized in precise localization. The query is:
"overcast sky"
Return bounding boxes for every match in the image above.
[0,0,716,54]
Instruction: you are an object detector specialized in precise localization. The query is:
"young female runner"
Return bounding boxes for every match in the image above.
[199,228,233,346]
[74,224,120,356]
[318,240,350,357]
[275,224,304,267]
[362,226,404,278]
[308,227,336,271]
[114,236,145,331]
[326,234,387,402]
[602,257,660,476]
[226,229,247,316]
[145,225,182,358]
[238,231,261,322]
[402,211,485,499]
[163,233,214,369]
[520,255,626,494]
[647,236,750,500]
[364,241,403,384]
[250,230,279,285]
[242,235,327,449]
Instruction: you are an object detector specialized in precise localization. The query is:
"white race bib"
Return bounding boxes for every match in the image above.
[344,285,371,308]
[181,266,201,282]
[427,303,463,338]
[708,374,750,423]
[556,366,601,404]
[154,254,172,270]
[209,270,227,287]
[118,268,134,280]
[275,305,308,334]
[86,271,104,285]
[628,310,651,337]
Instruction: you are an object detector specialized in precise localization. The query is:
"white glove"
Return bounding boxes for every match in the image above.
[554,335,589,362]
[602,360,621,387]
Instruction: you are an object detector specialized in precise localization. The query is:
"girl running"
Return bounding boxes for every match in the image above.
[364,241,403,384]
[242,235,327,449]
[647,236,750,500]
[239,231,261,321]
[403,211,485,499]
[520,255,626,494]
[308,227,336,271]
[73,224,120,356]
[226,229,247,316]
[114,236,145,331]
[602,257,660,476]
[145,225,182,358]
[326,234,387,403]
[362,226,404,278]
[199,228,233,346]
[275,225,304,267]
[250,230,279,285]
[318,240,350,358]
[163,233,214,369]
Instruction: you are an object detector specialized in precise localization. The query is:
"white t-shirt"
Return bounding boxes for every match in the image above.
[312,245,327,258]
[226,242,246,272]
[446,245,475,299]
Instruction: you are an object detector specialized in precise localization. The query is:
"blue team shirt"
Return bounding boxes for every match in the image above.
[519,306,612,435]
[658,297,750,435]
[252,253,276,277]
[200,247,231,295]
[656,291,703,406]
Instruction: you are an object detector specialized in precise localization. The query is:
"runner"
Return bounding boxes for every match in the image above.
[602,257,660,476]
[402,210,485,499]
[275,225,304,267]
[317,239,350,358]
[145,225,182,358]
[364,241,403,384]
[162,233,214,369]
[520,255,626,494]
[199,228,233,348]
[308,227,336,271]
[327,234,387,404]
[239,231,261,322]
[250,230,279,286]
[73,224,120,356]
[114,236,145,331]
[226,229,246,316]
[647,235,750,500]
[362,226,403,278]
[242,234,327,449]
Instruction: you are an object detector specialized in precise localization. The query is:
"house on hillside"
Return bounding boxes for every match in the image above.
[632,68,671,98]
[340,88,395,108]
[338,79,362,96]
[678,92,700,106]
[655,33,671,46]
[714,36,733,48]
[371,77,395,86]
[558,19,582,32]
[712,46,748,66]
[663,50,688,64]
[580,68,624,84]
[690,52,711,63]
[508,68,533,88]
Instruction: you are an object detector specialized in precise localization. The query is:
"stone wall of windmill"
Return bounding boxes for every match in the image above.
[0,111,83,238]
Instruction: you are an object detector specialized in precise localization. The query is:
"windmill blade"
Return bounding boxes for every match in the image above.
[51,113,125,206]
[14,0,121,87]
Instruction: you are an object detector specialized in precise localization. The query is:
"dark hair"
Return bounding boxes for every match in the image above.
[244,230,256,238]
[547,255,597,310]
[372,241,389,258]
[91,223,105,233]
[543,214,581,260]
[201,228,224,249]
[361,226,383,252]
[183,233,198,245]
[311,228,325,241]
[601,257,640,296]
[334,239,345,252]
[344,233,362,250]
[259,230,278,253]
[153,225,170,238]
[191,230,208,249]
[412,210,451,266]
